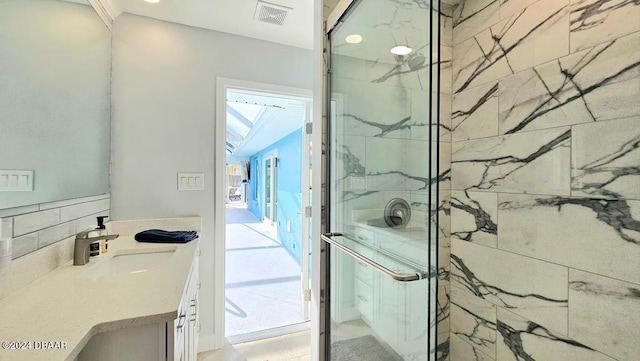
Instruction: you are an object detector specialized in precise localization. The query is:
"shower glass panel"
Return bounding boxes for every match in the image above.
[325,0,440,360]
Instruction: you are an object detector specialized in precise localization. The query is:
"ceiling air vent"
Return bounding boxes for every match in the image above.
[254,1,292,26]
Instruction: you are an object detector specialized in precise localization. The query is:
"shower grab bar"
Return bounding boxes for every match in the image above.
[321,232,429,282]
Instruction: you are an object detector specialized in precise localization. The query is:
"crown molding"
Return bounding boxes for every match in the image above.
[88,0,122,30]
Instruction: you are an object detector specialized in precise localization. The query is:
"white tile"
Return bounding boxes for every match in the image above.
[452,34,512,94]
[450,191,498,247]
[437,285,451,334]
[75,211,111,233]
[59,198,110,223]
[451,238,569,334]
[498,193,640,285]
[450,333,495,361]
[495,0,570,72]
[452,82,499,141]
[499,0,539,19]
[570,0,640,53]
[38,221,76,248]
[496,308,616,361]
[366,138,431,192]
[441,7,454,47]
[451,287,497,358]
[410,90,451,142]
[0,217,12,240]
[10,232,38,259]
[441,46,453,95]
[0,205,39,218]
[453,0,500,45]
[440,93,453,143]
[451,127,571,195]
[568,269,640,361]
[452,0,570,93]
[13,209,60,237]
[498,66,589,134]
[572,116,640,200]
[38,194,109,211]
[499,32,640,134]
[332,78,411,139]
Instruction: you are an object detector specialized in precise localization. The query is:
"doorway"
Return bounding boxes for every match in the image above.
[215,78,313,346]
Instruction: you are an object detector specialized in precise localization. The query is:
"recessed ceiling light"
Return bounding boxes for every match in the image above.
[345,34,363,44]
[390,45,412,55]
[144,0,160,3]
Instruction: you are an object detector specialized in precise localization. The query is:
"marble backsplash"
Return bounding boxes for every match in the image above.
[448,0,640,360]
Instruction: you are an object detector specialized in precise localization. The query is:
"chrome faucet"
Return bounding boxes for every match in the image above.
[73,229,119,265]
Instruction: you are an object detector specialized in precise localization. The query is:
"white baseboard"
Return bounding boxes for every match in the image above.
[198,334,217,353]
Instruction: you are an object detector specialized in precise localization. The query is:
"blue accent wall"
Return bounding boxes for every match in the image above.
[247,129,303,262]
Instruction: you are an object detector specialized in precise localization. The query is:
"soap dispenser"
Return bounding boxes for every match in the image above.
[96,216,109,254]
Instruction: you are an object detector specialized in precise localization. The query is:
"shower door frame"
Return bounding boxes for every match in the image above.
[321,0,441,359]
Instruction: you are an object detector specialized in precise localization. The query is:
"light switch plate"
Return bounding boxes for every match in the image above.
[177,173,204,191]
[0,170,34,191]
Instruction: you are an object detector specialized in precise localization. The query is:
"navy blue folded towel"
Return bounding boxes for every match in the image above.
[134,229,198,243]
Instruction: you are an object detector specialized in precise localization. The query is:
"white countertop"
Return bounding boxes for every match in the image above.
[0,235,199,361]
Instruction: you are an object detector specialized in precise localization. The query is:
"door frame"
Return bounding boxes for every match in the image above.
[214,77,312,348]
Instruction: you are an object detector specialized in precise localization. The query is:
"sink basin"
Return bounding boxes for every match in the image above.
[81,249,175,278]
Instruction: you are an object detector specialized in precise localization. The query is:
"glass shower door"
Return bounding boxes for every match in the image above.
[323,0,439,360]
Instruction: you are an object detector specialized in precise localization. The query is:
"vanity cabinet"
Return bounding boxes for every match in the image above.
[77,250,200,361]
[169,249,200,361]
[352,225,428,359]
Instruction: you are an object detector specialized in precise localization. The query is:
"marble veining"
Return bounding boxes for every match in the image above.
[450,191,498,247]
[451,127,571,195]
[496,309,616,361]
[451,254,567,309]
[452,0,500,46]
[450,288,497,357]
[572,116,640,200]
[370,43,431,90]
[568,269,640,361]
[337,144,366,179]
[570,0,640,52]
[450,334,495,361]
[498,193,640,284]
[535,196,639,244]
[341,113,413,138]
[435,285,451,334]
[453,0,569,93]
[451,238,569,333]
[452,82,499,141]
[499,31,640,134]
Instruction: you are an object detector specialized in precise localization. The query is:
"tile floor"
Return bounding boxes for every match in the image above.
[198,331,311,361]
[225,205,307,337]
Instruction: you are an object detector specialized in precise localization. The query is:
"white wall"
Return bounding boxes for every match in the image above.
[110,13,312,349]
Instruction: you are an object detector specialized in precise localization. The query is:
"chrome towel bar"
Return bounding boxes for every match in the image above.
[321,232,429,282]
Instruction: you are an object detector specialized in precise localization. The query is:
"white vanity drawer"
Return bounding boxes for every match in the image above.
[354,226,375,246]
[355,278,374,320]
[355,260,374,286]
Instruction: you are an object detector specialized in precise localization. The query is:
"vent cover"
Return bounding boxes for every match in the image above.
[255,1,292,26]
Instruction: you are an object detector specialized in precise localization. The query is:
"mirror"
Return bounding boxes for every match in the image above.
[0,0,111,210]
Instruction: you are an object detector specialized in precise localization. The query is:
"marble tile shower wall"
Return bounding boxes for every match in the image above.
[438,4,453,361]
[329,1,452,360]
[447,0,639,361]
